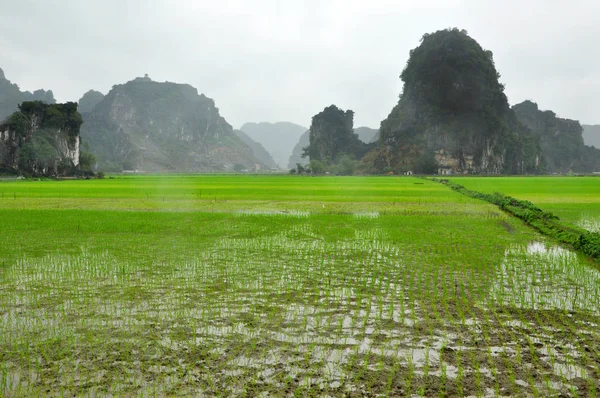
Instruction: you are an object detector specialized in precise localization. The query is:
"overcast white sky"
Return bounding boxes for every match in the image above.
[1,0,599,128]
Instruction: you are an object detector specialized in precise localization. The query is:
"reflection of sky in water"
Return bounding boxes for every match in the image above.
[489,241,600,313]
[578,215,600,233]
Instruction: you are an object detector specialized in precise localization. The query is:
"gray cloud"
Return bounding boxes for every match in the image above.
[1,0,599,127]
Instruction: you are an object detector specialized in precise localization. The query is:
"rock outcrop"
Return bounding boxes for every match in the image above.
[304,105,372,165]
[0,101,82,175]
[374,28,539,174]
[81,76,267,172]
[289,127,377,169]
[514,101,600,173]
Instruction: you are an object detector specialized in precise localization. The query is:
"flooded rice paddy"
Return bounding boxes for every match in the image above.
[2,217,600,396]
[1,176,599,396]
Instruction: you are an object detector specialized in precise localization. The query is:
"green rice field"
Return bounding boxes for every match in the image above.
[1,175,599,396]
[452,177,600,233]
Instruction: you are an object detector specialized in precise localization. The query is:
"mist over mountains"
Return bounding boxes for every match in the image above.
[1,27,599,175]
[239,122,307,168]
[0,67,55,121]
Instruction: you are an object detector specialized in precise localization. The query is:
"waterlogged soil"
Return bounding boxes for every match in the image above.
[2,221,600,396]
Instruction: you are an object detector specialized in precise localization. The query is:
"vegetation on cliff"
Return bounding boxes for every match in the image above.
[0,101,84,176]
[299,105,373,174]
[373,28,540,175]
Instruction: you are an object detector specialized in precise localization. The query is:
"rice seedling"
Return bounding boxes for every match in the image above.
[0,175,599,395]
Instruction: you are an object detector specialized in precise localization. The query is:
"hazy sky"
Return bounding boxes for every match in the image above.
[1,0,599,128]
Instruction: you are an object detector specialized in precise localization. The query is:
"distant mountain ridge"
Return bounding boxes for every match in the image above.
[354,127,379,144]
[240,122,307,168]
[80,76,267,172]
[0,67,56,121]
[78,90,105,114]
[233,130,278,169]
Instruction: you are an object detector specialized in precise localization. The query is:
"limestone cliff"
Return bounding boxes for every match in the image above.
[374,28,540,174]
[289,127,376,169]
[81,76,267,172]
[0,101,82,175]
[513,101,600,173]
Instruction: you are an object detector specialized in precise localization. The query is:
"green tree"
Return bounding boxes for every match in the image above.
[79,151,97,173]
[309,159,325,175]
[414,150,438,174]
[337,154,357,176]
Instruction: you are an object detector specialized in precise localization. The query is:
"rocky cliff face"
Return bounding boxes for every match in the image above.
[374,28,539,175]
[81,76,266,172]
[0,67,55,121]
[0,101,81,175]
[514,101,600,173]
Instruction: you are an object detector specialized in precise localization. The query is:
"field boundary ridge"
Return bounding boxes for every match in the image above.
[430,178,600,259]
